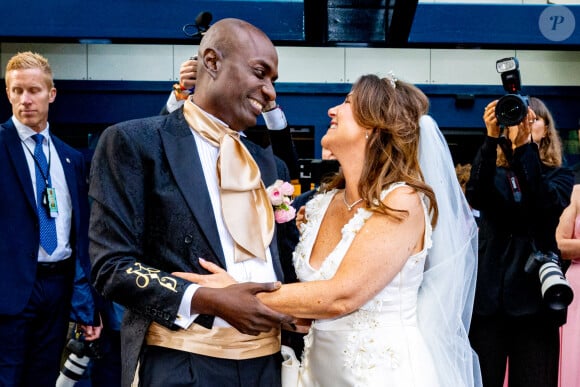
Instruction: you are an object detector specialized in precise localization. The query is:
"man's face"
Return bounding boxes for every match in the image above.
[5,68,56,133]
[212,33,279,131]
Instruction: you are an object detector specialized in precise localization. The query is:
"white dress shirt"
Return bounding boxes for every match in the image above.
[13,117,73,263]
[175,108,277,329]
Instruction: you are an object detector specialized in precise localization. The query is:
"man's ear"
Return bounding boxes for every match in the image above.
[201,48,220,80]
[49,87,57,103]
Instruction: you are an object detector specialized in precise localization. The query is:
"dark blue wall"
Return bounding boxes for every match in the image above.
[410,4,580,48]
[2,80,579,167]
[1,2,579,48]
[0,1,303,43]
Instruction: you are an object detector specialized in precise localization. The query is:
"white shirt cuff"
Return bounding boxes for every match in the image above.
[166,92,186,114]
[174,283,200,329]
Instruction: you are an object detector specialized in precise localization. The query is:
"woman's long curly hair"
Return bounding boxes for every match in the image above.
[322,74,438,227]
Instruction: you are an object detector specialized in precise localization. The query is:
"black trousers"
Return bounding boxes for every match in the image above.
[469,313,559,387]
[0,267,74,387]
[139,345,282,387]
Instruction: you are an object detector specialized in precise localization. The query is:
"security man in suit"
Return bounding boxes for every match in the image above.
[0,51,101,386]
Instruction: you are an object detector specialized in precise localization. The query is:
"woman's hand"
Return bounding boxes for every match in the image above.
[483,100,501,138]
[295,205,307,231]
[173,258,237,288]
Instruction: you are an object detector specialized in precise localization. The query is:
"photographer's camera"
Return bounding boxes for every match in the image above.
[524,250,574,311]
[56,337,102,387]
[495,57,530,127]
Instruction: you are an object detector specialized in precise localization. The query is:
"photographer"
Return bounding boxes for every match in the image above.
[466,97,574,387]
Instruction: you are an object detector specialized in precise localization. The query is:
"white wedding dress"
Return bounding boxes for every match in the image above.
[292,183,440,387]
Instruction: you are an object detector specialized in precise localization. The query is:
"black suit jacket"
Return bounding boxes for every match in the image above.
[89,108,292,386]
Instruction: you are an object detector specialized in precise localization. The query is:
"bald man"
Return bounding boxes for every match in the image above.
[89,18,294,386]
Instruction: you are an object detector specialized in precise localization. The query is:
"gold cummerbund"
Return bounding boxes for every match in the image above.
[146,321,281,360]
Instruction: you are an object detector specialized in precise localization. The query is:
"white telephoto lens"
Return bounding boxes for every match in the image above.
[55,353,90,387]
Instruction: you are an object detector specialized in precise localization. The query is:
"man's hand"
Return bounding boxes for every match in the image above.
[78,321,102,341]
[192,282,294,336]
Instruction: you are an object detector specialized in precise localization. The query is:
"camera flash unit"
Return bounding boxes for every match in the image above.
[496,57,518,73]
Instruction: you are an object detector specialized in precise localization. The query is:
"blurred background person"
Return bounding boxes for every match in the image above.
[466,96,574,387]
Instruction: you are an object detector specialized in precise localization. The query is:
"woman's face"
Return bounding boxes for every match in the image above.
[321,93,367,159]
[530,117,547,144]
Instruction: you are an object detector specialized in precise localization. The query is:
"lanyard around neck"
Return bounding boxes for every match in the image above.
[22,136,52,186]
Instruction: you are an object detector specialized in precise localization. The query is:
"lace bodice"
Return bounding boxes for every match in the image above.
[292,183,437,387]
[293,183,432,309]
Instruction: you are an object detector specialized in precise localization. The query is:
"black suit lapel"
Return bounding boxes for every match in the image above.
[160,111,226,267]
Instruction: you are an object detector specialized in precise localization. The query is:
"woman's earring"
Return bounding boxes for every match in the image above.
[365,131,369,140]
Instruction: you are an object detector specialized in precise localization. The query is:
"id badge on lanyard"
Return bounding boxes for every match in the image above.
[44,187,59,217]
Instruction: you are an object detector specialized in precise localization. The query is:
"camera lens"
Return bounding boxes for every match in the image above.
[495,94,528,127]
[539,262,574,311]
[56,353,90,386]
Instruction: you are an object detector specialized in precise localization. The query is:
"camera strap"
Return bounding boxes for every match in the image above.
[506,170,522,203]
[498,134,522,203]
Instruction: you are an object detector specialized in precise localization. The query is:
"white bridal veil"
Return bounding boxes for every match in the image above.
[417,115,482,387]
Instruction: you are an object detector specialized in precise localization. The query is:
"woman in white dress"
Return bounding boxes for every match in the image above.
[182,74,481,386]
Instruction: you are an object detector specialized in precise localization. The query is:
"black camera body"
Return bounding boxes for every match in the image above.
[66,337,102,359]
[524,250,574,311]
[495,57,530,127]
[56,338,102,386]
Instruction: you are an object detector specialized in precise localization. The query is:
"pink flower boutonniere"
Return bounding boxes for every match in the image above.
[266,180,296,224]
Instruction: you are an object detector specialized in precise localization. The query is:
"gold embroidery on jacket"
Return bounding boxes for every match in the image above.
[126,263,178,292]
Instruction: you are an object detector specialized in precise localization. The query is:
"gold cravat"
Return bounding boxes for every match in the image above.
[183,99,274,262]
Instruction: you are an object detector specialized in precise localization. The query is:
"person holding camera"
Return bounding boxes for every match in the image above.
[466,96,574,387]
